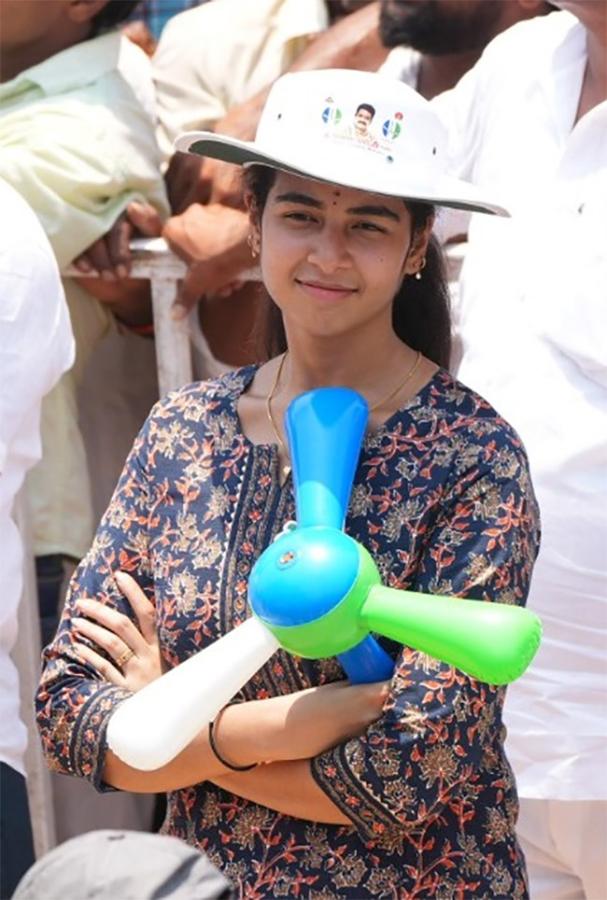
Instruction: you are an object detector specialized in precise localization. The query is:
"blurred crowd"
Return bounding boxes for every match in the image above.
[1,1,605,898]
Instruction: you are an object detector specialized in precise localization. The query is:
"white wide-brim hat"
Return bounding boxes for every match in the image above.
[175,69,509,217]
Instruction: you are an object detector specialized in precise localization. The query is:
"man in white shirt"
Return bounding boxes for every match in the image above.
[376,0,553,293]
[0,179,74,898]
[435,4,607,897]
[378,0,551,97]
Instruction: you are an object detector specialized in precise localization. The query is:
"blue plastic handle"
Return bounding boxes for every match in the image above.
[285,388,368,529]
[338,635,395,684]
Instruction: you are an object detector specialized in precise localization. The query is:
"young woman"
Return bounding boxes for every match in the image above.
[37,70,539,898]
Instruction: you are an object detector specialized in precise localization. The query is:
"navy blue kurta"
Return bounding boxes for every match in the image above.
[38,366,539,898]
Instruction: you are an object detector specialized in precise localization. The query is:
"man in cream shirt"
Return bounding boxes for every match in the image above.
[0,1,168,607]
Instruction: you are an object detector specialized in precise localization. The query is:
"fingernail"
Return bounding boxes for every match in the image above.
[171,305,187,321]
[115,264,128,279]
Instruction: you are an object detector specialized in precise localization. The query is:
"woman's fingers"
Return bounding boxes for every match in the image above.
[73,641,126,688]
[126,200,163,238]
[71,577,163,693]
[72,614,135,667]
[75,594,147,651]
[114,572,157,644]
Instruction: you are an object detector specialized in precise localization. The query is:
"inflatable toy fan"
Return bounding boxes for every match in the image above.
[107,388,541,770]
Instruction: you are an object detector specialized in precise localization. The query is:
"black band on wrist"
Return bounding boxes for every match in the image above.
[208,710,257,772]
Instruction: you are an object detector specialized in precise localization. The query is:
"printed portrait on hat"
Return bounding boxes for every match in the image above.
[348,102,378,145]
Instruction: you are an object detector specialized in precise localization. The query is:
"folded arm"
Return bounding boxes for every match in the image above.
[36,393,387,794]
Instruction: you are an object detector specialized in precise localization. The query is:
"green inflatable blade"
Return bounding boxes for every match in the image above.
[361,585,542,685]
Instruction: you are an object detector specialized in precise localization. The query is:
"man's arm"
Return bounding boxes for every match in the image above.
[290,1,384,75]
[71,202,165,328]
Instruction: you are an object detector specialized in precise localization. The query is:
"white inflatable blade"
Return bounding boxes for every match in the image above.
[106,617,279,770]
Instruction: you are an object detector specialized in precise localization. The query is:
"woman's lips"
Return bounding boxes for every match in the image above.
[295,279,357,301]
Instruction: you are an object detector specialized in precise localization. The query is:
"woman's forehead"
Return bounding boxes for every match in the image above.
[269,170,404,212]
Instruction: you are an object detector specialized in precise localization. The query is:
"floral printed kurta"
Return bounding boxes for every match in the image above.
[37,366,540,898]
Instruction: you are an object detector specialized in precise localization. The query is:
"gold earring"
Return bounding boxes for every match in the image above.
[414,256,427,280]
[247,233,260,258]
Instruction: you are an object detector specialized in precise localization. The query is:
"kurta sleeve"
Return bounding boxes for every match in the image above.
[35,401,161,791]
[311,435,540,841]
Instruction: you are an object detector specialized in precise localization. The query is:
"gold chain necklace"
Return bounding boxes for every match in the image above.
[266,350,423,479]
[266,352,292,478]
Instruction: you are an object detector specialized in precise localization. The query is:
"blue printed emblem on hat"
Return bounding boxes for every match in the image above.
[322,98,342,127]
[382,112,403,141]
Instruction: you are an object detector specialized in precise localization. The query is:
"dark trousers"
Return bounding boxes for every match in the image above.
[0,763,35,898]
[35,554,65,648]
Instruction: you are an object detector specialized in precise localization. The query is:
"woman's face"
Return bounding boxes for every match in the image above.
[255,171,426,343]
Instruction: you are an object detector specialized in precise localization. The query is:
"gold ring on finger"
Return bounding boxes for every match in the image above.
[116,648,134,668]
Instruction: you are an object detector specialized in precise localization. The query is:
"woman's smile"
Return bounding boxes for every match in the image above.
[294,277,359,302]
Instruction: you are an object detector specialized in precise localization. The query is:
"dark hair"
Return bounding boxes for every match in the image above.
[355,103,376,119]
[244,165,451,368]
[91,1,141,36]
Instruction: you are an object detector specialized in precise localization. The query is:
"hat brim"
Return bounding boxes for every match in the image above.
[175,130,509,218]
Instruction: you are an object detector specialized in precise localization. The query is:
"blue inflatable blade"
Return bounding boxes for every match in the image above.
[338,635,395,684]
[285,388,368,530]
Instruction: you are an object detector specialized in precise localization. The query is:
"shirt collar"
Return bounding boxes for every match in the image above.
[542,13,587,142]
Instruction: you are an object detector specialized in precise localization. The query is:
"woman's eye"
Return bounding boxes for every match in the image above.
[354,221,386,233]
[284,211,317,224]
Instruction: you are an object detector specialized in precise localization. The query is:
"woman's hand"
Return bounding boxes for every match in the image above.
[280,680,390,757]
[72,572,165,693]
[216,680,390,768]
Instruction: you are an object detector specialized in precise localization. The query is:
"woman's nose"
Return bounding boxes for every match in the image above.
[306,225,351,273]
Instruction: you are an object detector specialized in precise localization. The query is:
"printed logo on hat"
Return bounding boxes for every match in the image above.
[322,98,342,127]
[382,112,404,141]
